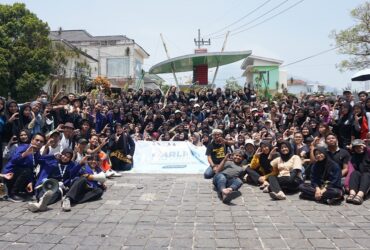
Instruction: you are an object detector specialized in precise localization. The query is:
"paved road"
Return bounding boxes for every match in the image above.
[0,174,369,249]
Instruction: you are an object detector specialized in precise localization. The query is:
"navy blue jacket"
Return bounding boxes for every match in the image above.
[2,144,40,183]
[36,155,83,188]
[311,161,342,189]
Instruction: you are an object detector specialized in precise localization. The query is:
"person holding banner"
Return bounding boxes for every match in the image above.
[213,150,244,204]
[204,129,235,179]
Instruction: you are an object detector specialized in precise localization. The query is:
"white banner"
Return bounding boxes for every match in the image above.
[132,141,208,174]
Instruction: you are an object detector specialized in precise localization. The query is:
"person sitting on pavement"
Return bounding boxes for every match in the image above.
[244,141,277,190]
[204,129,235,179]
[27,148,88,212]
[2,133,45,202]
[213,150,244,204]
[346,139,370,205]
[86,134,118,177]
[310,133,350,184]
[61,154,107,212]
[299,147,343,204]
[266,141,304,200]
[109,123,135,172]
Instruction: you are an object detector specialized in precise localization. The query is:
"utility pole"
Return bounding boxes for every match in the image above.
[211,31,230,85]
[160,33,179,87]
[194,29,211,49]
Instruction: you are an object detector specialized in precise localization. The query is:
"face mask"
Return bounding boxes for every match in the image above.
[41,97,48,104]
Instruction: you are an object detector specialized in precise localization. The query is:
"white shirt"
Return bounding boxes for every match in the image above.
[60,134,72,151]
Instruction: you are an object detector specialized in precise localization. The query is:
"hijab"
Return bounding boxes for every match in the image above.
[278,141,293,162]
[313,147,337,181]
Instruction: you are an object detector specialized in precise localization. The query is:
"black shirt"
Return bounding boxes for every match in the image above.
[206,141,226,165]
[327,148,350,169]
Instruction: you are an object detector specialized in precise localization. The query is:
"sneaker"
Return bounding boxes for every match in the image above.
[111,170,122,177]
[222,191,241,204]
[39,190,53,211]
[262,186,270,193]
[105,170,115,178]
[28,190,53,213]
[62,197,71,212]
[28,202,40,213]
[8,194,24,203]
[269,191,286,200]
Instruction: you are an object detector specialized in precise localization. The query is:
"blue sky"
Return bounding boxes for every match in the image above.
[2,0,367,90]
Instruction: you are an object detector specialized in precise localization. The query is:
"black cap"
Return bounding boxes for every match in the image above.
[358,91,368,97]
[61,148,73,156]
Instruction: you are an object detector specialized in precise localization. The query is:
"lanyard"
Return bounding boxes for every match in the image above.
[58,164,67,178]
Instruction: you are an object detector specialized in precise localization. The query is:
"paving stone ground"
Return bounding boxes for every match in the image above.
[0,174,369,249]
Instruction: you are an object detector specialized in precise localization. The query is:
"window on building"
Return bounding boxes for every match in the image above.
[135,60,142,77]
[107,58,130,77]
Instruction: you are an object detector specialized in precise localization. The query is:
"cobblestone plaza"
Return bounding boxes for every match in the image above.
[0,174,369,249]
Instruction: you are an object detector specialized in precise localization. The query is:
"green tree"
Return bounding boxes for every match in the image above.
[331,2,370,71]
[0,3,53,101]
[225,77,242,91]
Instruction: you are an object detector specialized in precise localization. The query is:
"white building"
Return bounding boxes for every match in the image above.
[287,78,326,95]
[44,39,98,95]
[50,29,150,89]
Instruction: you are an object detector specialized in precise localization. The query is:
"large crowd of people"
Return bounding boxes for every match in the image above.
[0,85,369,211]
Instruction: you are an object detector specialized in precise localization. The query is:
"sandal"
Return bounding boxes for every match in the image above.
[352,195,364,205]
[346,194,356,204]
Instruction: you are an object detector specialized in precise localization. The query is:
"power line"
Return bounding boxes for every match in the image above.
[281,44,343,68]
[201,0,245,31]
[205,0,272,37]
[211,0,290,39]
[222,0,305,39]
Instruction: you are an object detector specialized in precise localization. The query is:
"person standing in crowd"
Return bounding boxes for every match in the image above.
[4,100,21,143]
[0,97,6,165]
[204,129,235,179]
[333,102,354,148]
[58,122,75,151]
[40,130,62,155]
[3,129,30,161]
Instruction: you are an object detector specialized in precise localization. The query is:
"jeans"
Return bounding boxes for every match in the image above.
[204,166,215,179]
[213,173,243,193]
